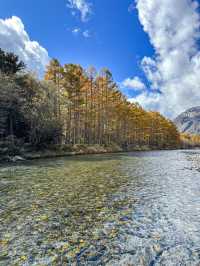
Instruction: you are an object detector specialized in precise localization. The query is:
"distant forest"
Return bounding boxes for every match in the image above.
[0,48,181,154]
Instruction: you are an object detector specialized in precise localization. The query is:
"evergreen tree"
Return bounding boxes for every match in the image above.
[0,48,25,75]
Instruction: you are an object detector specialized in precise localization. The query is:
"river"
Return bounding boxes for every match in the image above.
[0,150,200,265]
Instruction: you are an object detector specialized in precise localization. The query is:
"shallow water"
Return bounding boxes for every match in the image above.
[0,150,200,265]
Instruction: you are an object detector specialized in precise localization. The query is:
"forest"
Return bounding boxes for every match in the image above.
[180,133,200,149]
[0,48,181,158]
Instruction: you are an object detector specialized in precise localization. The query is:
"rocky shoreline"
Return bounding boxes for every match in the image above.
[0,144,154,163]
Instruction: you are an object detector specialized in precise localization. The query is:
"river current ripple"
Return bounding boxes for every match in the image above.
[0,150,200,265]
[106,150,200,266]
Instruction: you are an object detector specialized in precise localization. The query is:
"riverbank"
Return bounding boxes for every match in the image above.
[0,143,156,163]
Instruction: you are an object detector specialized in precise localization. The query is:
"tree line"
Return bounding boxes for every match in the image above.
[180,133,200,148]
[0,48,180,152]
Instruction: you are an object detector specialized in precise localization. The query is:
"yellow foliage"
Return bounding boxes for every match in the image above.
[44,61,180,149]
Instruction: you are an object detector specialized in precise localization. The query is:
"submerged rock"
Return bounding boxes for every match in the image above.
[10,156,26,162]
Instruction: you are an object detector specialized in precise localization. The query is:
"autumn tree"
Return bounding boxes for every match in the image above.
[0,48,181,152]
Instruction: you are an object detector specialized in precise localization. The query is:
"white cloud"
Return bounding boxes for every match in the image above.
[133,0,200,118]
[122,76,146,91]
[0,16,50,77]
[129,91,161,110]
[71,27,91,38]
[67,0,92,22]
[82,30,91,38]
[72,27,81,34]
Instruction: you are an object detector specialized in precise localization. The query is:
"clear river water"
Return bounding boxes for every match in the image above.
[1,150,200,266]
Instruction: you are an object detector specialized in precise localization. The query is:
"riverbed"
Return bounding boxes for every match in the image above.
[0,150,200,265]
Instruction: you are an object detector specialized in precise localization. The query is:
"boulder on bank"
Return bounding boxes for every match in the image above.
[11,156,26,162]
[0,155,26,163]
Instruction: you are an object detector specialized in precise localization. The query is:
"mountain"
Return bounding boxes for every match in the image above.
[174,107,200,135]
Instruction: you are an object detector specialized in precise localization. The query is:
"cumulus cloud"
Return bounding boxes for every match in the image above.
[131,0,200,118]
[122,76,146,91]
[67,0,92,22]
[129,91,161,110]
[0,16,50,76]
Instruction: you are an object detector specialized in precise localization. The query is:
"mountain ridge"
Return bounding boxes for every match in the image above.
[174,106,200,135]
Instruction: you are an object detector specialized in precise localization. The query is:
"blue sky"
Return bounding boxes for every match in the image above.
[0,0,200,118]
[0,0,153,85]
